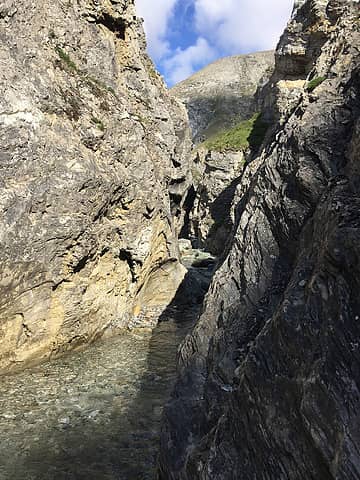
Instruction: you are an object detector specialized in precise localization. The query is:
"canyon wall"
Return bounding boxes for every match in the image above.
[160,1,360,478]
[0,0,192,372]
[185,148,246,256]
[173,53,275,255]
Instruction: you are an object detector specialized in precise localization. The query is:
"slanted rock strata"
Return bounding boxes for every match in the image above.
[160,1,360,478]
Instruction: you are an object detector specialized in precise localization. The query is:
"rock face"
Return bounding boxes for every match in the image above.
[160,1,360,478]
[171,51,274,142]
[174,54,274,256]
[185,148,246,256]
[0,0,192,372]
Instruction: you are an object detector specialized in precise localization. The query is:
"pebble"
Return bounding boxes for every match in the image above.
[58,417,71,425]
[0,248,208,479]
[0,312,195,480]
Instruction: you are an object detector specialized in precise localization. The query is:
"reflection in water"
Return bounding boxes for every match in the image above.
[0,254,214,480]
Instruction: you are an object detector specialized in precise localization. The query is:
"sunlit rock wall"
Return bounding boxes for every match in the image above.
[0,0,192,372]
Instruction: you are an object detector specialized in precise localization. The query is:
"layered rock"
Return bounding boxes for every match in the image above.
[184,148,246,256]
[0,0,192,372]
[160,1,360,478]
[173,53,274,256]
[171,51,274,142]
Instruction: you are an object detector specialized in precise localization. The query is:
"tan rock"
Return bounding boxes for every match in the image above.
[0,0,192,373]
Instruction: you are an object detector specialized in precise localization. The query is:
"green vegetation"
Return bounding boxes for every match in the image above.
[61,88,82,121]
[134,114,149,126]
[91,116,105,131]
[86,76,116,97]
[306,76,325,92]
[55,46,79,72]
[147,62,158,81]
[54,46,116,98]
[54,46,117,122]
[200,113,269,152]
[105,85,116,96]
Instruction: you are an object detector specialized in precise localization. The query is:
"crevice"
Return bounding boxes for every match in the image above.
[179,185,197,239]
[171,157,182,168]
[169,176,186,186]
[71,252,95,274]
[92,185,127,222]
[143,205,155,219]
[52,279,72,292]
[169,192,183,219]
[119,249,140,283]
[95,13,126,40]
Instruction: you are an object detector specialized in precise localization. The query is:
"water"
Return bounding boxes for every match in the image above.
[0,308,197,480]
[0,243,216,480]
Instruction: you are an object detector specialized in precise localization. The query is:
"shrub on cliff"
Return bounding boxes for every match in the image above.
[306,76,326,92]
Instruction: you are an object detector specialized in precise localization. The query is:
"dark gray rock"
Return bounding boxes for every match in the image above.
[186,149,246,256]
[160,1,360,478]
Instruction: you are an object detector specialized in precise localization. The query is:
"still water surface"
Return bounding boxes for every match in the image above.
[0,308,195,480]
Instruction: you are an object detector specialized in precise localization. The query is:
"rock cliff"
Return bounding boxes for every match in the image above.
[0,0,192,372]
[184,148,246,256]
[173,53,274,255]
[171,52,275,143]
[160,1,360,478]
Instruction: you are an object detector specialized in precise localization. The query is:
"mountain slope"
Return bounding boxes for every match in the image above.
[171,51,275,142]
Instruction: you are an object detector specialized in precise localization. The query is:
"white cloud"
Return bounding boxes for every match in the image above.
[194,0,294,52]
[136,0,294,86]
[163,37,217,84]
[135,0,177,60]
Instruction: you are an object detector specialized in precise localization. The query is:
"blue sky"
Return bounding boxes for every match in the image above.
[136,0,294,86]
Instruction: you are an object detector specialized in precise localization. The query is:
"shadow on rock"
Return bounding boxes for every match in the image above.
[13,262,214,480]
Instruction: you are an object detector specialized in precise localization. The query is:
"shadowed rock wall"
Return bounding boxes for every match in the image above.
[160,1,360,478]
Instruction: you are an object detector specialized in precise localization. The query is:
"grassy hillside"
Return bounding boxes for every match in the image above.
[200,113,269,152]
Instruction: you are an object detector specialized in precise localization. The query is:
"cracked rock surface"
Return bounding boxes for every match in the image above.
[186,149,246,256]
[160,1,360,478]
[0,0,192,373]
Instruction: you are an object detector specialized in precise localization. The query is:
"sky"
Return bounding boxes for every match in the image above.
[136,0,294,87]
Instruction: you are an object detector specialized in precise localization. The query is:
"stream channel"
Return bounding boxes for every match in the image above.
[0,243,215,480]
